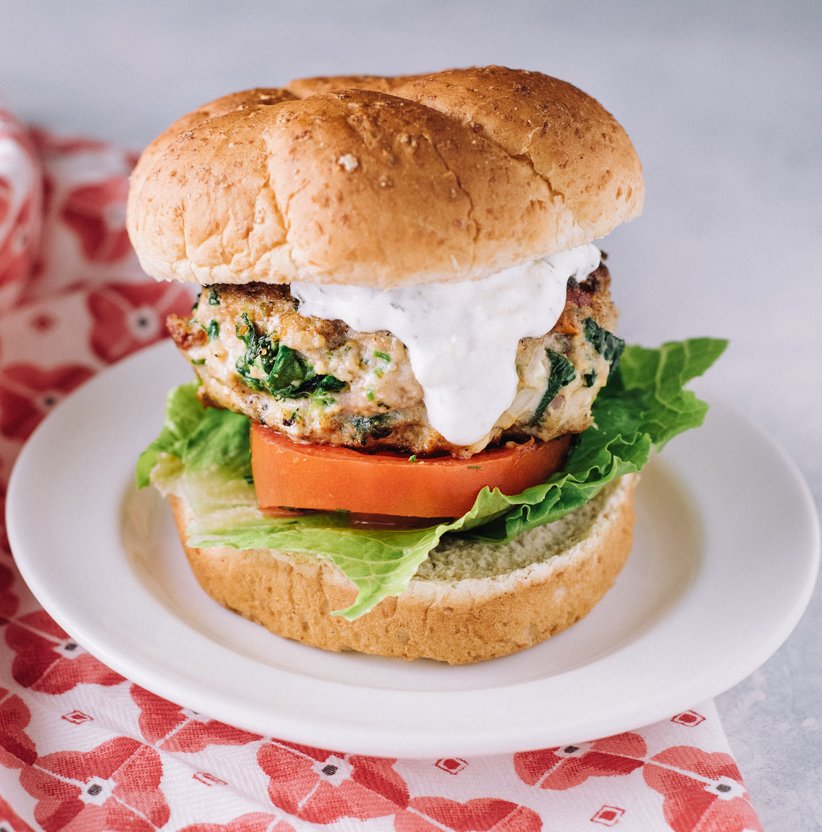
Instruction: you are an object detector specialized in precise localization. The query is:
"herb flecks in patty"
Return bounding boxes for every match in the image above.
[235,313,346,402]
[583,318,625,371]
[351,413,392,443]
[167,271,618,455]
[531,349,577,425]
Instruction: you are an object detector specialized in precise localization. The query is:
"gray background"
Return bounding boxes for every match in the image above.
[2,1,820,827]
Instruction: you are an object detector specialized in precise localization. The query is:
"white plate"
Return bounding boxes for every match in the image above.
[6,341,820,757]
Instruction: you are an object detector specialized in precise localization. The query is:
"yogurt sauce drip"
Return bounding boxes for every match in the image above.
[292,244,601,447]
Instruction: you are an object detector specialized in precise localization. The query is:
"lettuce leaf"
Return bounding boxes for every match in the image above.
[136,384,251,487]
[140,338,726,619]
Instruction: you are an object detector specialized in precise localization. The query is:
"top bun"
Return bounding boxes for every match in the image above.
[127,66,643,289]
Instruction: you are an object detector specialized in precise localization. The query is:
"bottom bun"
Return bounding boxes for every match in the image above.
[170,474,638,664]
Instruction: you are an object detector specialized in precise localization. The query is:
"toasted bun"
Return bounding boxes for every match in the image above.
[169,475,637,664]
[128,67,643,289]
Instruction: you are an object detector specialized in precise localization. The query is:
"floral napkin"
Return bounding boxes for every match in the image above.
[0,105,764,832]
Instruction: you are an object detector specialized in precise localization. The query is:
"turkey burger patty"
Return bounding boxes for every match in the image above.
[169,261,618,457]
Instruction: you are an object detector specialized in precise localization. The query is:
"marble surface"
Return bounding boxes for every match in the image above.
[2,1,820,827]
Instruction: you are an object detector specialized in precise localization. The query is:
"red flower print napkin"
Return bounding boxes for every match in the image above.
[0,105,764,832]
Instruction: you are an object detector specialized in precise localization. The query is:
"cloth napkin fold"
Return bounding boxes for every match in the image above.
[0,106,763,832]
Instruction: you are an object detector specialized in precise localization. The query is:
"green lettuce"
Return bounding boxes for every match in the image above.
[138,338,726,619]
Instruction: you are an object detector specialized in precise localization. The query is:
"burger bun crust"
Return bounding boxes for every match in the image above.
[169,475,638,664]
[127,66,644,289]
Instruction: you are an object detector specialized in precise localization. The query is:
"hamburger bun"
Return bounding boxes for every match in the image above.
[127,66,643,289]
[170,475,637,664]
[131,67,647,664]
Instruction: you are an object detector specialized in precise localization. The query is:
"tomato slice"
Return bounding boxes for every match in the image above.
[251,424,571,518]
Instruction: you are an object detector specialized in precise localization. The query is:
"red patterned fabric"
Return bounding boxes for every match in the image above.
[395,798,542,832]
[0,105,763,830]
[86,281,193,363]
[180,816,295,832]
[132,686,261,752]
[0,363,94,441]
[258,742,410,823]
[514,732,648,790]
[0,109,41,309]
[19,736,170,831]
[643,747,762,832]
[0,687,36,769]
[5,610,123,694]
[61,177,132,263]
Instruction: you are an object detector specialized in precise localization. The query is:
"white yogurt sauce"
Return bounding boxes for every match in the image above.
[292,244,601,446]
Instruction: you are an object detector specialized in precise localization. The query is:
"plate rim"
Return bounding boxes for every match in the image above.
[6,341,820,757]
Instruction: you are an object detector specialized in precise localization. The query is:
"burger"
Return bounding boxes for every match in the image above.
[129,67,725,664]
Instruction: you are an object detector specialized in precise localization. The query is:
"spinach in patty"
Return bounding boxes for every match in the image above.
[235,313,346,403]
[583,317,625,371]
[531,349,577,425]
